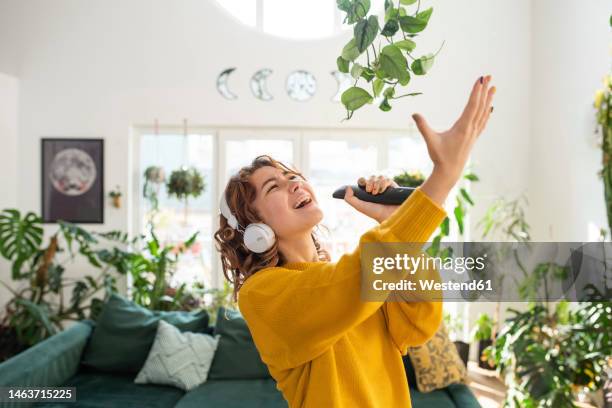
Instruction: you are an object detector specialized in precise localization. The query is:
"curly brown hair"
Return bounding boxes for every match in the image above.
[214,155,331,302]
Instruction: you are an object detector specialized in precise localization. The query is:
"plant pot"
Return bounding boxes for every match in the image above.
[111,196,121,208]
[478,339,496,369]
[454,341,470,368]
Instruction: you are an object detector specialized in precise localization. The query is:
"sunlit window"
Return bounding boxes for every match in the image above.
[214,0,385,39]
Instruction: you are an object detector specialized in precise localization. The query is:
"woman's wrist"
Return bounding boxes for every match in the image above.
[418,166,459,206]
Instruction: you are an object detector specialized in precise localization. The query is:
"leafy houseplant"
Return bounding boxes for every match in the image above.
[0,209,127,359]
[488,299,611,407]
[471,312,496,369]
[393,169,425,187]
[109,185,122,208]
[336,0,444,119]
[166,167,205,223]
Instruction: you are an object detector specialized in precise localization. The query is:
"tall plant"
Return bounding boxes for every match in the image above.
[0,210,129,350]
[336,0,443,119]
[595,73,612,234]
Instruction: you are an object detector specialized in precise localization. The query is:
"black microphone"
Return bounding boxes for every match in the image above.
[332,184,415,205]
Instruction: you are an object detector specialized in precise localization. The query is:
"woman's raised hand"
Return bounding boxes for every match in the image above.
[414,75,496,205]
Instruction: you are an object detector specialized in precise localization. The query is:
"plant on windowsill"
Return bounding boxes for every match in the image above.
[443,311,469,368]
[166,166,205,224]
[335,0,444,119]
[471,312,496,370]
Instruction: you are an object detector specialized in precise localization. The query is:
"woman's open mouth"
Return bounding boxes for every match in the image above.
[294,195,313,209]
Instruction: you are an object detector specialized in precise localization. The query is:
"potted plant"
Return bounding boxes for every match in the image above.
[443,311,469,367]
[108,186,122,208]
[471,312,496,369]
[166,167,205,224]
[143,165,166,215]
[393,170,426,188]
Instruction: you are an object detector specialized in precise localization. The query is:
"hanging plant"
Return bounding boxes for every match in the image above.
[595,72,612,234]
[143,166,165,213]
[167,167,205,223]
[336,0,444,119]
[108,186,122,208]
[393,169,426,187]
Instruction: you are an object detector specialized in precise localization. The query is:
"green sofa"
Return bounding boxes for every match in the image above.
[0,294,479,408]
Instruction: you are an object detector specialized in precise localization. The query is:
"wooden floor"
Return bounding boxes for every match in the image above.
[466,362,599,408]
[467,362,506,408]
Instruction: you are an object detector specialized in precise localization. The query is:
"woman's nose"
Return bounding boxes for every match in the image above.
[288,179,301,193]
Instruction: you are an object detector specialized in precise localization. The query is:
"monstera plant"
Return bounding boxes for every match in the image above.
[0,210,129,355]
[336,0,443,119]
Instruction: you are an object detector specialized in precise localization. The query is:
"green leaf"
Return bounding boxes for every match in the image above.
[383,86,396,98]
[381,19,399,37]
[411,53,435,75]
[464,172,479,181]
[398,71,411,86]
[379,45,409,84]
[395,39,416,52]
[400,0,417,4]
[373,78,384,97]
[454,205,464,235]
[341,38,361,62]
[441,217,450,236]
[345,0,371,24]
[341,87,373,111]
[0,209,43,263]
[460,188,474,206]
[379,98,392,111]
[360,67,375,82]
[337,56,350,73]
[337,0,351,12]
[399,15,427,33]
[351,63,364,80]
[416,7,433,24]
[354,15,379,52]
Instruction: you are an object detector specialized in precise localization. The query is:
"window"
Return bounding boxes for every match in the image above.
[214,0,385,40]
[134,127,464,289]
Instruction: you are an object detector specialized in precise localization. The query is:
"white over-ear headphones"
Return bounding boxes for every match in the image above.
[219,191,276,253]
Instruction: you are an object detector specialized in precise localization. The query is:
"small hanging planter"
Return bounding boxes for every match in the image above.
[167,167,205,224]
[109,186,122,208]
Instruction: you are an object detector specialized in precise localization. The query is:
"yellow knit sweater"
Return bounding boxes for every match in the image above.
[238,188,447,407]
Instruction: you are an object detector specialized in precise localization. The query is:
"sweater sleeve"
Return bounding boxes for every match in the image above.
[238,188,447,370]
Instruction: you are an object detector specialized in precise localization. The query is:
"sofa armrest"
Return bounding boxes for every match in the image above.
[0,320,94,387]
[445,383,481,408]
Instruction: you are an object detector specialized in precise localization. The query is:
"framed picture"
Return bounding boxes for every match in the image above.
[41,138,104,223]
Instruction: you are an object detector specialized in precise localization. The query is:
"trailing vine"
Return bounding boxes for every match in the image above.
[336,0,444,119]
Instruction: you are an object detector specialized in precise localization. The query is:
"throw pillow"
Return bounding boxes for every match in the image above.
[208,307,271,379]
[81,293,210,373]
[407,322,468,393]
[134,320,219,391]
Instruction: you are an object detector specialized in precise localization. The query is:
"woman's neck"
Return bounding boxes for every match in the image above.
[278,233,320,264]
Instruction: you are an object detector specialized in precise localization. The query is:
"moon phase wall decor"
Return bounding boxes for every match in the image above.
[41,138,104,223]
[250,68,274,101]
[216,67,238,100]
[286,70,317,102]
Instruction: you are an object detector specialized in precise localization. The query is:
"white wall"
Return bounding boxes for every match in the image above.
[528,0,611,241]
[0,0,608,349]
[0,71,18,305]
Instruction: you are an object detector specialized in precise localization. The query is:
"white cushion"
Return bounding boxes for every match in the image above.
[134,320,219,391]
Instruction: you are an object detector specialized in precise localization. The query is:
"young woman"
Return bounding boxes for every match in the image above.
[214,75,496,407]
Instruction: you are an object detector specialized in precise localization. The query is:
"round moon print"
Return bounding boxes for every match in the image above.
[49,148,97,196]
[286,70,317,101]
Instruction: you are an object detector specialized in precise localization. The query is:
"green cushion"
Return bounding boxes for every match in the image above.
[208,308,270,380]
[35,369,185,408]
[81,293,209,373]
[410,387,456,407]
[175,379,287,408]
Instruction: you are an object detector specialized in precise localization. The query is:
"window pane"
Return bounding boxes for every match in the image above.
[263,0,335,39]
[387,135,433,176]
[307,139,379,260]
[140,134,214,287]
[224,139,294,183]
[215,0,256,27]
